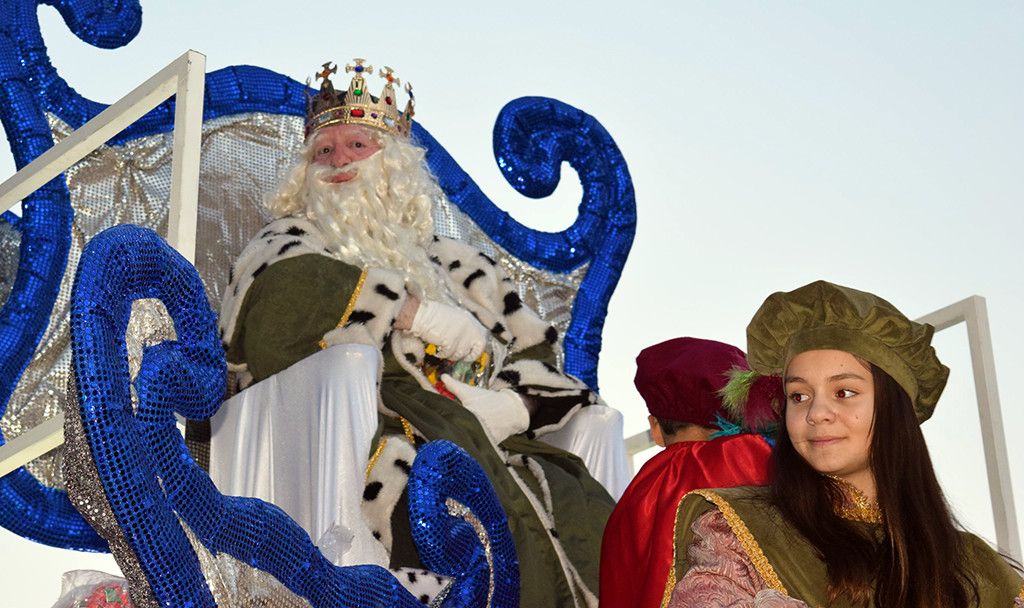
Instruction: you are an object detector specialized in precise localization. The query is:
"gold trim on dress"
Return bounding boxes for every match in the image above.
[826,475,883,524]
[365,436,389,479]
[835,502,883,524]
[661,494,686,608]
[399,416,416,444]
[365,418,417,479]
[318,267,369,350]
[690,489,789,595]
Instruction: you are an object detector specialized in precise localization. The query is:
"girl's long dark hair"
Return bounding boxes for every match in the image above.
[770,364,979,607]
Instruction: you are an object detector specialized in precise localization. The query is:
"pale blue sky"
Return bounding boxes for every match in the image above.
[2,2,1022,604]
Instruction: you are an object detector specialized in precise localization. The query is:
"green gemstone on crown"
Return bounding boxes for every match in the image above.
[354,88,363,96]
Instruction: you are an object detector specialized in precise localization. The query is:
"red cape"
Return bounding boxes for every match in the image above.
[599,434,772,608]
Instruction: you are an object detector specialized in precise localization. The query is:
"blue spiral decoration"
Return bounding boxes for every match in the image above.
[0,0,634,549]
[72,224,517,607]
[408,440,519,608]
[421,98,636,387]
[0,0,139,551]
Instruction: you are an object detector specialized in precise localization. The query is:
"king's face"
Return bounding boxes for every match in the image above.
[311,124,383,183]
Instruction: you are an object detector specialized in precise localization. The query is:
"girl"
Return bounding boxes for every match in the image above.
[668,280,1023,607]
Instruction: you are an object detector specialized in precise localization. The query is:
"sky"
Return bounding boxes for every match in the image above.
[1,1,1022,604]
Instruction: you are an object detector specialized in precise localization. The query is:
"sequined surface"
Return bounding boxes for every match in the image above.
[445,499,495,608]
[0,217,19,307]
[0,0,634,551]
[408,441,519,608]
[125,299,179,407]
[68,225,517,606]
[180,518,314,608]
[72,226,224,606]
[0,0,115,551]
[63,375,160,608]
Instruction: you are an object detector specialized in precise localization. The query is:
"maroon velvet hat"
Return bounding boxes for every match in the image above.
[633,337,748,428]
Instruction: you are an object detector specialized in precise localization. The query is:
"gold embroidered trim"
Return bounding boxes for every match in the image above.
[827,475,882,524]
[318,267,368,350]
[691,489,789,596]
[365,419,415,479]
[661,494,687,608]
[365,436,388,479]
[368,417,415,479]
[1017,581,1023,600]
[835,504,883,524]
[399,416,416,444]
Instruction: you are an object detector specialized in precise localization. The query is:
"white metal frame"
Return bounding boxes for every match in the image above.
[0,50,206,479]
[917,295,1020,560]
[623,294,1020,560]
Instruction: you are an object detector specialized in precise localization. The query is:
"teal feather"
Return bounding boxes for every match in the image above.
[710,414,743,439]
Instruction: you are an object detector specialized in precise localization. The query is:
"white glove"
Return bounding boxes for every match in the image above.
[441,374,530,443]
[409,300,488,361]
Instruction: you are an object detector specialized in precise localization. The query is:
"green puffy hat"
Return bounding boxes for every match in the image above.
[746,280,949,422]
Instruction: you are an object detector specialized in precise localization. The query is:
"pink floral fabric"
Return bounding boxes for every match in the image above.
[667,510,806,608]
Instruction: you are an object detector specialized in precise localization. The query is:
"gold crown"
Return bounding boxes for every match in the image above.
[305,58,415,138]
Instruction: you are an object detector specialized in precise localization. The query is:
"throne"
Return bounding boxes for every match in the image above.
[0,2,636,606]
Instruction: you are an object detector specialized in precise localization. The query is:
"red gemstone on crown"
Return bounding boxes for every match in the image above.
[385,96,392,105]
[351,109,365,118]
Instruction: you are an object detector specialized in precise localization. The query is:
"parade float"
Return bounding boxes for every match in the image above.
[0,1,636,606]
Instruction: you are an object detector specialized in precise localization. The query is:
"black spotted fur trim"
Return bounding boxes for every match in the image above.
[361,437,417,554]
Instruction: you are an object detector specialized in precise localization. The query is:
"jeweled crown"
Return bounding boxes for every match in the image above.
[305,58,415,138]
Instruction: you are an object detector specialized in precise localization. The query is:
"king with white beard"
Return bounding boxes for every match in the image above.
[218,59,613,607]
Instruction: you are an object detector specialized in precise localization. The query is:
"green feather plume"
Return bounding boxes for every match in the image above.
[718,367,781,431]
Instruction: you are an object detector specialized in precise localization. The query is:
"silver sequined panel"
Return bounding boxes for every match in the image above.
[0,216,19,307]
[63,376,161,608]
[2,112,584,489]
[181,519,314,608]
[125,299,178,410]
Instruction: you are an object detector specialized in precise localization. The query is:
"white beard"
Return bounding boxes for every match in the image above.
[301,154,453,303]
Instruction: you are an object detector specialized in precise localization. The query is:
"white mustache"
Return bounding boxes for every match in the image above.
[307,161,360,183]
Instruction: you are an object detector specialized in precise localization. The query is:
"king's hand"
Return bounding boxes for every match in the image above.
[408,300,488,361]
[441,374,530,443]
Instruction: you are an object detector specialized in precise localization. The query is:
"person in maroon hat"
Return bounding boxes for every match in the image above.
[599,337,774,608]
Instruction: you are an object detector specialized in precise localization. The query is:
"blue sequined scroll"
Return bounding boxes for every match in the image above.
[0,0,142,551]
[408,440,519,608]
[70,224,517,607]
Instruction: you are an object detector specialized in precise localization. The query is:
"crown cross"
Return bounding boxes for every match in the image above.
[379,66,401,88]
[403,82,416,117]
[345,58,373,76]
[316,62,337,84]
